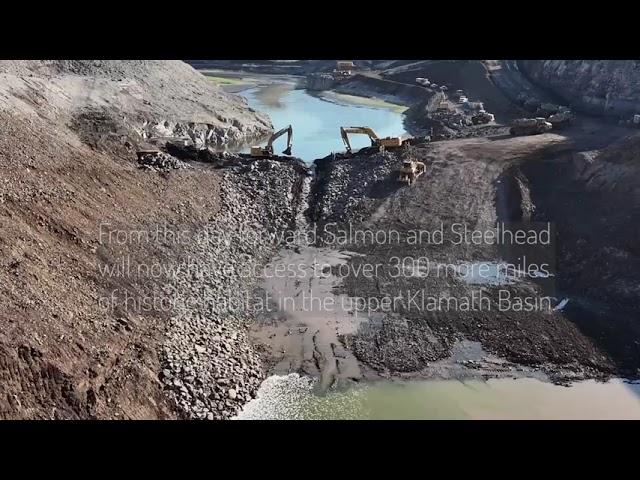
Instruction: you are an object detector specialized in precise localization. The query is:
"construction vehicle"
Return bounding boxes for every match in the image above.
[471,110,495,125]
[547,110,574,129]
[340,126,403,154]
[437,99,450,112]
[398,159,426,185]
[251,125,293,158]
[509,118,553,136]
[333,61,356,79]
[336,61,355,72]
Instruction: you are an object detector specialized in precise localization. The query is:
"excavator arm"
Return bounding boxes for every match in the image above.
[267,124,293,155]
[340,126,379,153]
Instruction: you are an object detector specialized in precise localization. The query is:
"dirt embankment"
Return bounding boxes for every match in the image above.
[0,60,308,419]
[383,60,526,123]
[333,74,430,107]
[0,60,273,152]
[512,134,640,375]
[325,63,515,140]
[519,60,640,117]
[309,122,640,382]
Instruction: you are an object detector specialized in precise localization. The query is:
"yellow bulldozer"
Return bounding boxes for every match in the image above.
[251,125,293,158]
[398,159,426,186]
[340,126,404,154]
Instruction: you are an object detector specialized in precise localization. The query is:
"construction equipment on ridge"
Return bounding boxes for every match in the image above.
[340,126,404,154]
[398,159,426,186]
[251,125,293,157]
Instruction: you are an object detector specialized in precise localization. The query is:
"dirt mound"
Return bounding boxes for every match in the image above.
[520,60,640,116]
[0,61,287,419]
[0,60,272,152]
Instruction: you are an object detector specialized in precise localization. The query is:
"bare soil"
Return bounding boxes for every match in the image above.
[307,118,640,383]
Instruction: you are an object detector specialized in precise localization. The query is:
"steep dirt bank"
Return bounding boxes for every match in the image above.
[0,60,303,419]
[512,134,640,376]
[333,74,430,107]
[519,60,640,117]
[0,60,273,151]
[383,60,526,123]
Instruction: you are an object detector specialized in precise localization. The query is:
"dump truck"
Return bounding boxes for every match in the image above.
[333,61,356,79]
[398,159,426,185]
[340,126,404,154]
[509,118,553,136]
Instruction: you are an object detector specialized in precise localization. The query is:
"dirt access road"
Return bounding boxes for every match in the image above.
[270,114,635,385]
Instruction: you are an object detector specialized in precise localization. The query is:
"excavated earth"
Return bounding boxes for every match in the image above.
[306,118,640,383]
[2,60,639,419]
[0,60,308,419]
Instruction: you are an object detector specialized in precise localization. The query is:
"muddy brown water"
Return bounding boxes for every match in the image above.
[245,241,640,419]
[249,247,367,390]
[235,374,640,420]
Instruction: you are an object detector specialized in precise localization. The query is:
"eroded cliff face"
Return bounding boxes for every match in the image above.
[0,60,273,149]
[520,60,640,116]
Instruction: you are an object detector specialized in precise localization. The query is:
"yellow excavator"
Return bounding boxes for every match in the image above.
[340,126,403,154]
[251,125,293,158]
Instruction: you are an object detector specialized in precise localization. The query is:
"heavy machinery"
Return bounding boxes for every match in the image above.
[398,159,426,185]
[471,110,495,125]
[547,110,574,129]
[250,125,293,158]
[333,61,356,79]
[340,126,403,154]
[509,118,553,136]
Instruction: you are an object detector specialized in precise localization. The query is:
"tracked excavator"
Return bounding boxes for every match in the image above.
[340,126,403,154]
[251,125,293,158]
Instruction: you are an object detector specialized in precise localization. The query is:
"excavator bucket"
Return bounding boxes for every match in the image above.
[282,146,292,156]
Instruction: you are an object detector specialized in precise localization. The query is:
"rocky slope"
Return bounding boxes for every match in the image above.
[162,158,308,419]
[0,60,296,419]
[0,60,272,150]
[520,60,640,117]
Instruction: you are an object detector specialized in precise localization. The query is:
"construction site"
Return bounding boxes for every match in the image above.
[1,60,640,420]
